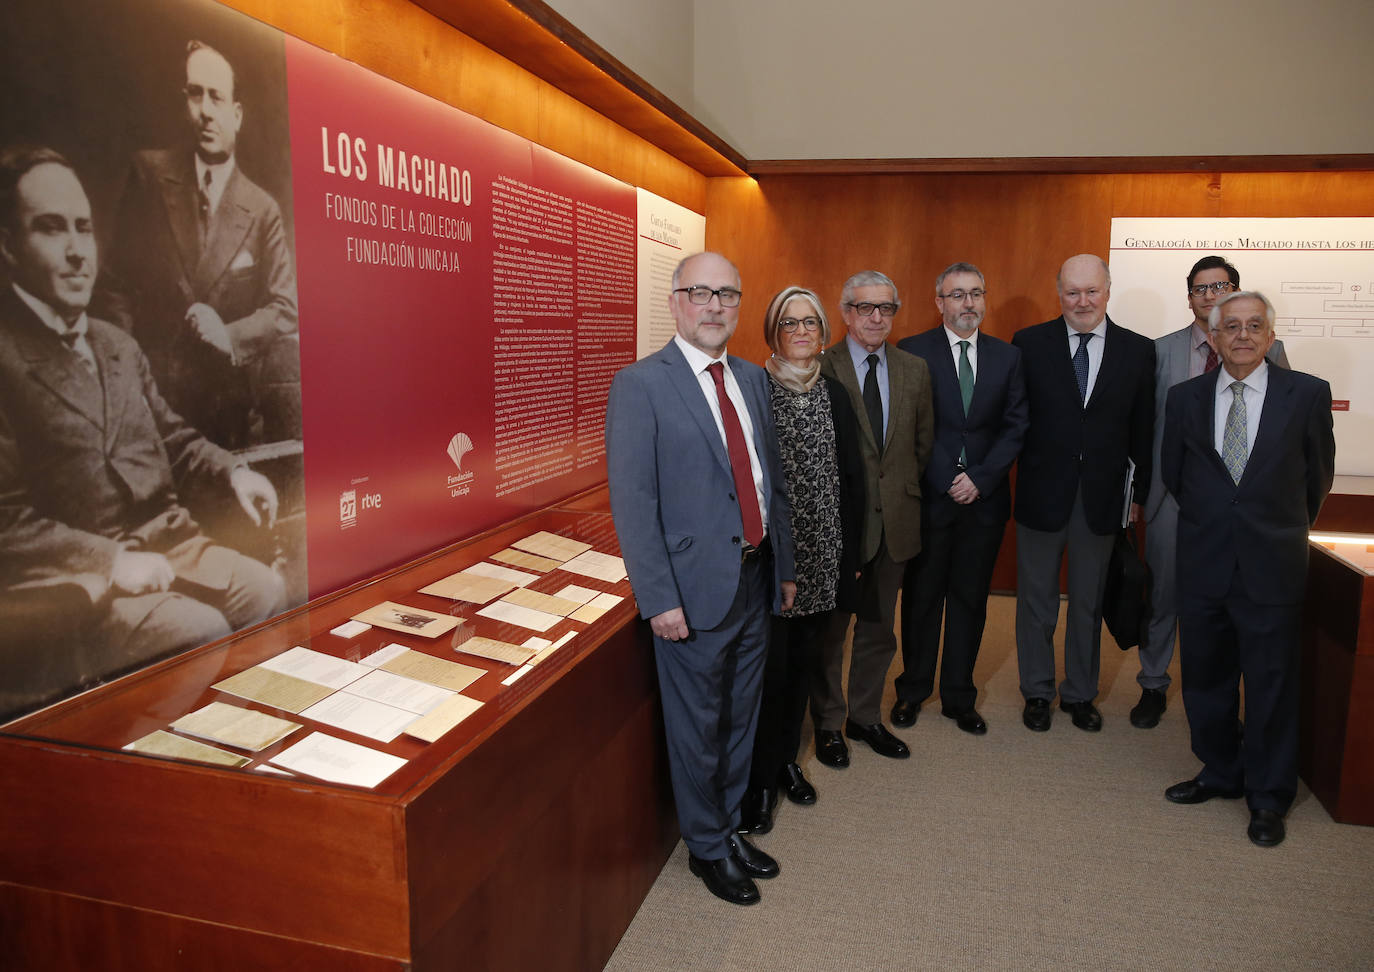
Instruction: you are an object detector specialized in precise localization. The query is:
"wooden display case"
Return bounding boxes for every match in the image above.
[0,496,676,969]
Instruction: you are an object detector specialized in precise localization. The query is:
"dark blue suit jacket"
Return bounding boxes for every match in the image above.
[897,327,1028,527]
[1012,316,1155,535]
[1162,364,1334,607]
[605,340,794,630]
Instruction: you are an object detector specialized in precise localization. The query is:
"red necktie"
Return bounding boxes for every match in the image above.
[707,361,763,547]
[1203,344,1219,373]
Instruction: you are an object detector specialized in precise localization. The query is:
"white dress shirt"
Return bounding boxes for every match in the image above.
[1213,360,1268,457]
[13,283,97,374]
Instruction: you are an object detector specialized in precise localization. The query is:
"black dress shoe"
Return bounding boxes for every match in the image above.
[815,729,850,768]
[942,707,988,735]
[778,762,817,805]
[1022,697,1052,732]
[890,698,919,728]
[737,785,776,834]
[1130,687,1167,729]
[1059,699,1102,732]
[1247,809,1286,847]
[844,720,911,759]
[689,853,759,905]
[1165,778,1244,804]
[727,832,780,878]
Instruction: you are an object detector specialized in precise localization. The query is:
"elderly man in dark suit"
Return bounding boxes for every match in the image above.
[93,40,297,448]
[1013,254,1154,733]
[0,145,286,708]
[812,270,933,766]
[1136,256,1288,730]
[1162,290,1333,848]
[892,262,1027,735]
[606,251,795,906]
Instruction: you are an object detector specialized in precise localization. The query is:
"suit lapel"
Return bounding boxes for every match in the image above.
[826,342,878,450]
[88,326,133,450]
[6,297,104,430]
[660,342,731,477]
[159,155,203,286]
[1086,319,1123,409]
[884,347,904,452]
[1239,366,1295,487]
[1189,374,1233,480]
[965,332,994,419]
[195,167,253,293]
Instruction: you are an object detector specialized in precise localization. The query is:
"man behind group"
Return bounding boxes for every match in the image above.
[93,40,297,448]
[606,252,795,906]
[1162,290,1333,847]
[1013,254,1154,733]
[892,262,1027,735]
[812,271,933,765]
[1136,256,1288,730]
[0,145,286,691]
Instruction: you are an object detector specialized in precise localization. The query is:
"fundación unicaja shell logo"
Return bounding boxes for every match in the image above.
[447,432,474,471]
[446,432,475,496]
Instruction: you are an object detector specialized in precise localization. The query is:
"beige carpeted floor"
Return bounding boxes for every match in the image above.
[605,594,1374,971]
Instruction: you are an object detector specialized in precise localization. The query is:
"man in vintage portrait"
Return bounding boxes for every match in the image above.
[93,39,298,449]
[0,144,287,718]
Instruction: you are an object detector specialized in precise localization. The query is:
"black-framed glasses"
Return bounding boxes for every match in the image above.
[938,288,987,302]
[1189,281,1236,297]
[778,317,822,333]
[845,301,899,318]
[674,286,742,307]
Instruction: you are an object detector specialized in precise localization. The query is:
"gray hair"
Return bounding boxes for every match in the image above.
[1208,290,1276,331]
[840,270,900,310]
[762,286,829,353]
[935,261,984,296]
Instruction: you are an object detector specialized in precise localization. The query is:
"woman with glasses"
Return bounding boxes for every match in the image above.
[739,286,866,834]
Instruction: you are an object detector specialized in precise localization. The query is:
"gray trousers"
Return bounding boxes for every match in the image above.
[1140,494,1178,690]
[811,537,907,728]
[1015,491,1114,705]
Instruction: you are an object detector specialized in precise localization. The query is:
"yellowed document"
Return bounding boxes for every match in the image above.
[569,591,625,624]
[171,701,301,752]
[352,601,461,638]
[557,550,627,583]
[528,630,577,667]
[377,649,486,692]
[126,730,250,768]
[477,599,563,632]
[490,547,563,573]
[270,732,407,788]
[513,530,593,562]
[462,561,540,587]
[502,586,584,617]
[454,635,537,665]
[213,666,335,713]
[403,693,484,743]
[420,571,516,604]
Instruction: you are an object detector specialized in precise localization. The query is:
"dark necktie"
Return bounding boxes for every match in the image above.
[1203,343,1219,373]
[1073,332,1092,402]
[60,329,97,377]
[198,168,213,244]
[957,340,974,466]
[863,353,884,453]
[707,362,764,547]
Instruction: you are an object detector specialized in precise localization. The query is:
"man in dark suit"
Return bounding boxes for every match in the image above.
[606,251,795,906]
[892,262,1027,735]
[93,40,297,448]
[1013,254,1154,733]
[0,145,286,707]
[813,270,933,766]
[1136,256,1289,729]
[1162,290,1333,848]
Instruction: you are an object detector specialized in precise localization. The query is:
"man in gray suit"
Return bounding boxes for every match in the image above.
[812,271,933,765]
[1136,257,1287,729]
[606,251,795,906]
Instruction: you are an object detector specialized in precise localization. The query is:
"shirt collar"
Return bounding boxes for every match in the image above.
[1191,322,1211,350]
[944,326,978,348]
[1219,359,1269,395]
[674,333,730,377]
[12,283,87,341]
[195,155,235,203]
[845,334,886,369]
[1065,318,1107,342]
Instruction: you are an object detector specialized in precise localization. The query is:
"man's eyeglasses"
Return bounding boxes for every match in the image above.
[674,286,742,307]
[778,317,822,333]
[1189,281,1236,297]
[1213,321,1269,337]
[845,301,899,318]
[938,289,986,302]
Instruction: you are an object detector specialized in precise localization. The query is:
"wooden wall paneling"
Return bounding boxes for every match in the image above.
[1219,172,1374,216]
